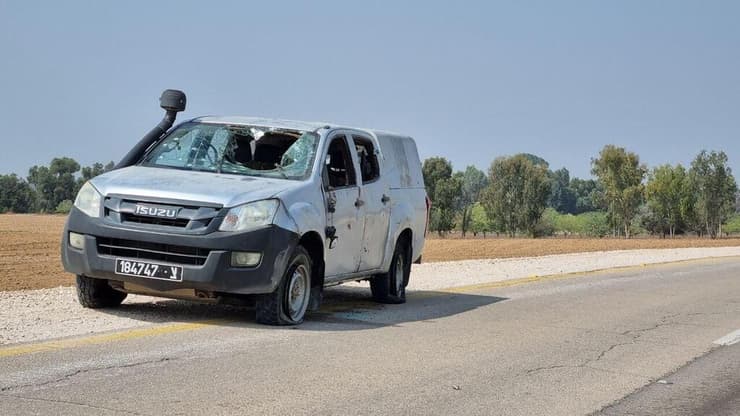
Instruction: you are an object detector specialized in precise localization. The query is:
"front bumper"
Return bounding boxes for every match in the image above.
[61,208,299,295]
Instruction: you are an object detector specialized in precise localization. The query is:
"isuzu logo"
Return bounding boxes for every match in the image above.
[134,204,179,219]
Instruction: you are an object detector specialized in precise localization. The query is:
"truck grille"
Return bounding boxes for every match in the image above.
[96,237,210,266]
[103,197,221,231]
[120,213,192,228]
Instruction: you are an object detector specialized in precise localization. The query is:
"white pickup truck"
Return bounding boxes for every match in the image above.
[62,90,429,325]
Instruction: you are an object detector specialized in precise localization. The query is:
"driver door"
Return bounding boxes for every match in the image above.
[322,134,363,279]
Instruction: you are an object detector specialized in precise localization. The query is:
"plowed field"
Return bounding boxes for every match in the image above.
[2,214,740,291]
[0,215,72,291]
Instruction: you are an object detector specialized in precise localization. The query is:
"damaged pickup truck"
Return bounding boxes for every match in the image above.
[61,90,429,325]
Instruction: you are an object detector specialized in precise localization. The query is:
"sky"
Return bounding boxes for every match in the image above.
[1,0,738,179]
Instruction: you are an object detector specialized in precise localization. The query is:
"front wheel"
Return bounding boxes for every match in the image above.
[255,246,312,325]
[76,275,127,308]
[370,240,409,304]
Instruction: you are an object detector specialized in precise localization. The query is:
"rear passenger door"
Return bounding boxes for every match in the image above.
[353,134,391,272]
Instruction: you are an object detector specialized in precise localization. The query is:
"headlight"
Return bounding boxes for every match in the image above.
[74,182,102,217]
[219,199,279,232]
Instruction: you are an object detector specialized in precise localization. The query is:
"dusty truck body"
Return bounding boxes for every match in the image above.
[61,90,428,325]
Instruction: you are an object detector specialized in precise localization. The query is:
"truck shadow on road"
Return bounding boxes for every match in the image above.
[302,286,507,331]
[97,285,506,331]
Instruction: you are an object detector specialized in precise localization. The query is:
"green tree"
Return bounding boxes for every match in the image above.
[430,174,462,235]
[80,162,106,182]
[0,174,35,213]
[548,167,577,214]
[591,145,646,238]
[689,150,738,238]
[27,157,81,212]
[422,157,453,205]
[482,154,552,237]
[422,157,461,235]
[570,178,601,214]
[645,164,690,238]
[27,165,54,211]
[77,161,115,193]
[469,202,492,237]
[457,165,488,237]
[517,153,549,169]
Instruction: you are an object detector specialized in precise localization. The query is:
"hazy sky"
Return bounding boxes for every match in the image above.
[1,1,738,179]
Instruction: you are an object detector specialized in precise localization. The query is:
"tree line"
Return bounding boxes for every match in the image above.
[1,148,737,240]
[0,158,114,214]
[423,146,738,239]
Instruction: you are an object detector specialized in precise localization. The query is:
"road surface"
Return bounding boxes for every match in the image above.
[1,258,739,415]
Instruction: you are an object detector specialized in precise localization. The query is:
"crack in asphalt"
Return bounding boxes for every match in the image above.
[521,313,689,379]
[0,357,174,393]
[0,392,149,415]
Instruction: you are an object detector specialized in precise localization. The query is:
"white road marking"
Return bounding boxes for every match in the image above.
[713,329,740,346]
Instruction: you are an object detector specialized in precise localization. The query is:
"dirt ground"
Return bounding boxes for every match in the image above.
[3,214,740,292]
[422,235,740,262]
[0,215,73,291]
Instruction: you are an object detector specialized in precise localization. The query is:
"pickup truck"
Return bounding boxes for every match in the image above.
[62,90,429,325]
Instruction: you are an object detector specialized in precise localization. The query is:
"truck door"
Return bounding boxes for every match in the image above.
[322,134,364,278]
[353,134,391,272]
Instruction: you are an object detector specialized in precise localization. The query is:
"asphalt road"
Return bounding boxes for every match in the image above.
[1,258,739,415]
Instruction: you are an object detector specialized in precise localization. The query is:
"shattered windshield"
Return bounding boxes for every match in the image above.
[140,122,319,180]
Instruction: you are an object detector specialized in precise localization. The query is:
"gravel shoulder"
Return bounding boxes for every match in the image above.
[2,247,739,346]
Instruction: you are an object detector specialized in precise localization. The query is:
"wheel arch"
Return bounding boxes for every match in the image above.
[396,228,413,285]
[298,230,324,311]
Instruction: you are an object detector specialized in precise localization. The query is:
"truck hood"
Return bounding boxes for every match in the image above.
[90,166,299,207]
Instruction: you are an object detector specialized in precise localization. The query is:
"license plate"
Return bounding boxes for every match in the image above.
[115,259,183,282]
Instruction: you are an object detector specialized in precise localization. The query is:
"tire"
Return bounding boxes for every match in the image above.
[76,275,127,308]
[371,239,410,304]
[255,246,312,326]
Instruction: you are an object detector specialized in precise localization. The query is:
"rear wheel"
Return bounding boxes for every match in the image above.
[76,275,127,308]
[371,239,409,304]
[255,246,312,325]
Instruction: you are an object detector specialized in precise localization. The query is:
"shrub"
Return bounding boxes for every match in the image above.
[55,199,73,214]
[724,214,740,235]
[535,208,557,237]
[575,212,610,237]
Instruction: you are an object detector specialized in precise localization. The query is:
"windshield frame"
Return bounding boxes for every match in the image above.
[138,121,320,181]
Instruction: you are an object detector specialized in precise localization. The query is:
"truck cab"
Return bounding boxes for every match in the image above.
[62,91,427,325]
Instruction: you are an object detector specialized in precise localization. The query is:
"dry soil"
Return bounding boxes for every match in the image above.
[3,214,740,291]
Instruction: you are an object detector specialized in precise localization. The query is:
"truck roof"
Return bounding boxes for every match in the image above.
[192,116,410,139]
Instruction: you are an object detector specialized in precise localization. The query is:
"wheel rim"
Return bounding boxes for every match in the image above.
[394,254,405,295]
[286,264,310,321]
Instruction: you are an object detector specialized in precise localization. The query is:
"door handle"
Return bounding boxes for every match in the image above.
[354,199,364,208]
[381,194,391,204]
